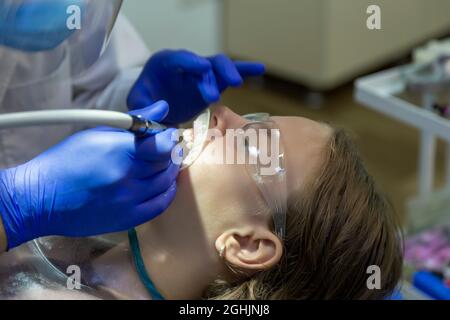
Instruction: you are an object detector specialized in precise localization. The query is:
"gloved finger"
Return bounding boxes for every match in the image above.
[234,61,266,77]
[209,54,243,87]
[130,181,177,224]
[127,78,152,112]
[131,162,180,203]
[128,100,170,122]
[197,70,221,104]
[134,128,179,162]
[165,50,212,74]
[130,159,171,180]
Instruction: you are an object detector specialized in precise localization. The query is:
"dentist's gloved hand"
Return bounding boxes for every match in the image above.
[0,0,83,52]
[0,101,180,250]
[127,49,266,125]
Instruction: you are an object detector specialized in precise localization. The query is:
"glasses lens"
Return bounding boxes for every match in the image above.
[241,118,287,240]
[243,113,271,122]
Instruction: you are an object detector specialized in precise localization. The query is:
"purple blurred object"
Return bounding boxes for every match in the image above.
[405,224,450,273]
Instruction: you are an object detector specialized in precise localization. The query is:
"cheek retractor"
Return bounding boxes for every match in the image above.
[180,109,211,170]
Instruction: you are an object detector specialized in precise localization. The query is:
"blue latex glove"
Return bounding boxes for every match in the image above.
[0,101,180,250]
[0,0,82,52]
[127,49,266,125]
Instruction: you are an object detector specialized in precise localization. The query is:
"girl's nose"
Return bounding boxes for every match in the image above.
[210,105,247,135]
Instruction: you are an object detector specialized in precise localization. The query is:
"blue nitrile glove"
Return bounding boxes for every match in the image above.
[127,49,266,125]
[0,101,180,250]
[0,0,83,52]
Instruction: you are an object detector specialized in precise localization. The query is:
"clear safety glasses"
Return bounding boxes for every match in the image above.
[240,113,288,240]
[175,110,288,240]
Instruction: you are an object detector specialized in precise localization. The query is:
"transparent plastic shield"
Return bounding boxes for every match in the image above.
[26,234,131,299]
[0,234,123,299]
[0,0,123,88]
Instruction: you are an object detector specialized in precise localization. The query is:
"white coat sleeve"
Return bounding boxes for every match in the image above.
[71,14,151,113]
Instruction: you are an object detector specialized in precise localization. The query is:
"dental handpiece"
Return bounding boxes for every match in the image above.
[129,115,167,136]
[0,110,167,136]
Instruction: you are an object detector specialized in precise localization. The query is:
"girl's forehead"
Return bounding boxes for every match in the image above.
[271,116,332,193]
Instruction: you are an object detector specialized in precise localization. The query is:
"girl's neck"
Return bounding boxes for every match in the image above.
[89,200,223,300]
[89,240,151,299]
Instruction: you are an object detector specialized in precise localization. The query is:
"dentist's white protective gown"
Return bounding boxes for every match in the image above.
[0,14,150,168]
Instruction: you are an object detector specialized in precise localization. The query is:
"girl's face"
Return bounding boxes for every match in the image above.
[136,106,333,297]
[176,106,332,242]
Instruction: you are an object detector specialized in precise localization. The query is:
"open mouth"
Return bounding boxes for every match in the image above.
[180,109,211,170]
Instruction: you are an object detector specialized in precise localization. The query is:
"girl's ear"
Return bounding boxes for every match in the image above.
[215,227,283,272]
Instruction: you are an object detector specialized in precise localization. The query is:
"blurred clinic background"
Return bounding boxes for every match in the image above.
[123,1,450,234]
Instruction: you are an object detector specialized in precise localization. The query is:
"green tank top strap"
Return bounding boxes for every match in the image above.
[128,228,165,300]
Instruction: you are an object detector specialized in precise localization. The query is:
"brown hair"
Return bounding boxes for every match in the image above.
[204,128,403,299]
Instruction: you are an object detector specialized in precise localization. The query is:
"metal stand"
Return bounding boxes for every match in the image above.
[419,93,437,198]
[356,67,450,200]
